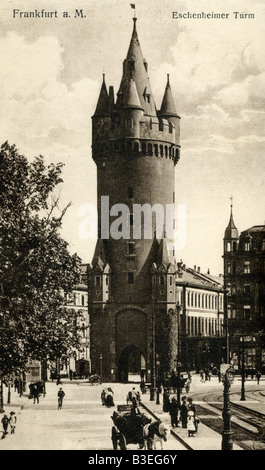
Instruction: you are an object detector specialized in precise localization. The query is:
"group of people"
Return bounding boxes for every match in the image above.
[163,389,199,437]
[1,411,17,438]
[101,387,115,407]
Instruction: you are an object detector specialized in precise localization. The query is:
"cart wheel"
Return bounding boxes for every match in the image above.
[111,426,118,450]
[119,433,127,450]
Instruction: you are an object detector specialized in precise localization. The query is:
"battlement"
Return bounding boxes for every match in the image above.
[92,136,180,166]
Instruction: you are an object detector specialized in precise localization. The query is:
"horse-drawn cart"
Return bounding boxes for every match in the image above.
[111,405,151,450]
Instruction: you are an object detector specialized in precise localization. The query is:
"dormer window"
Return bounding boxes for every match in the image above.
[129,60,135,71]
[143,88,150,103]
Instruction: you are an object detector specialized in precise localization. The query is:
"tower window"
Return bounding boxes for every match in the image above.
[95,276,101,286]
[127,118,133,129]
[128,272,134,284]
[226,242,231,252]
[160,276,165,286]
[128,187,134,199]
[227,262,231,274]
[127,242,135,255]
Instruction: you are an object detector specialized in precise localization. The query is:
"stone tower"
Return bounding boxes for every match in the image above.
[88,18,181,382]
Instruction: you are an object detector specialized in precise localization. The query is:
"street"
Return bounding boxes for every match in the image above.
[1,375,264,451]
[0,381,186,451]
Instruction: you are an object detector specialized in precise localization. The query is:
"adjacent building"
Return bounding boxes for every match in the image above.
[223,207,265,373]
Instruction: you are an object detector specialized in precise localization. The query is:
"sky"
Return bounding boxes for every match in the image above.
[0,0,264,275]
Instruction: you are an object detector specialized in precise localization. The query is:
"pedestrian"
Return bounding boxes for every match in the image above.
[32,384,39,404]
[185,377,190,393]
[256,371,261,385]
[14,378,19,393]
[1,414,9,436]
[57,387,65,409]
[187,410,196,437]
[56,374,62,385]
[9,412,17,434]
[188,397,199,432]
[180,396,188,428]
[163,388,171,412]
[169,397,179,428]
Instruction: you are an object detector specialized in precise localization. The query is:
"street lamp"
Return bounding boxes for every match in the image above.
[221,366,235,450]
[156,354,160,404]
[240,335,246,401]
[99,354,103,379]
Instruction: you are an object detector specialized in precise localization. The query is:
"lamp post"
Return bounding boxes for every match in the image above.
[221,366,235,450]
[156,354,160,404]
[99,353,103,379]
[240,335,246,401]
[0,375,4,413]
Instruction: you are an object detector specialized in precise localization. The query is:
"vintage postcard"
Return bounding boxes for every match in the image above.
[0,0,264,455]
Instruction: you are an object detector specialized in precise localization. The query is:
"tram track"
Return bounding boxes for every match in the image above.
[193,391,265,450]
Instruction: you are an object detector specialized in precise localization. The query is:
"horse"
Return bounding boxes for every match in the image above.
[143,420,168,450]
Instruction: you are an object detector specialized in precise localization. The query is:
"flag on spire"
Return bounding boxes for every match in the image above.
[130,3,135,8]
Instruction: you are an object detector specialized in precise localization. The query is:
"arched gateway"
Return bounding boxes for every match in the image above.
[116,309,147,382]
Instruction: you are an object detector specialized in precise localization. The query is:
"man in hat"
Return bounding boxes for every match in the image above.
[1,414,9,436]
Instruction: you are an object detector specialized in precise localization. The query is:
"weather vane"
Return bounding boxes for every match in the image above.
[130,3,136,18]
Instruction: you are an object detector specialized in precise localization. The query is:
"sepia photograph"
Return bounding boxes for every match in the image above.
[0,0,264,455]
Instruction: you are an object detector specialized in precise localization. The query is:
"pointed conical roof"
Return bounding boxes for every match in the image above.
[224,206,239,239]
[156,231,176,271]
[160,74,179,118]
[93,74,109,116]
[117,18,157,117]
[92,238,108,269]
[122,78,143,109]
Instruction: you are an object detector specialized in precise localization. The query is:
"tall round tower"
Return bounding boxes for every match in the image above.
[89,18,181,383]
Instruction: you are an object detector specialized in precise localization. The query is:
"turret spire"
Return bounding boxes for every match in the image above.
[224,197,239,239]
[160,74,179,118]
[116,17,157,116]
[94,74,109,116]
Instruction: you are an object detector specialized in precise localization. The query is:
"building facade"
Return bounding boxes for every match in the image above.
[88,17,225,382]
[223,208,265,373]
[174,263,225,373]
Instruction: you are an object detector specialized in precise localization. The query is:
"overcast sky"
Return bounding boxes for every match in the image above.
[1,0,264,275]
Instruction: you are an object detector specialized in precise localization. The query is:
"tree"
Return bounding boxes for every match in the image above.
[0,142,84,376]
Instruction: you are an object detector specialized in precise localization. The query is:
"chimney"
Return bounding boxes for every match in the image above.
[197,267,200,273]
[207,269,210,275]
[194,265,196,271]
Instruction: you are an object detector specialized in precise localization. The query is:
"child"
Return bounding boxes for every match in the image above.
[187,410,196,437]
[9,412,17,434]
